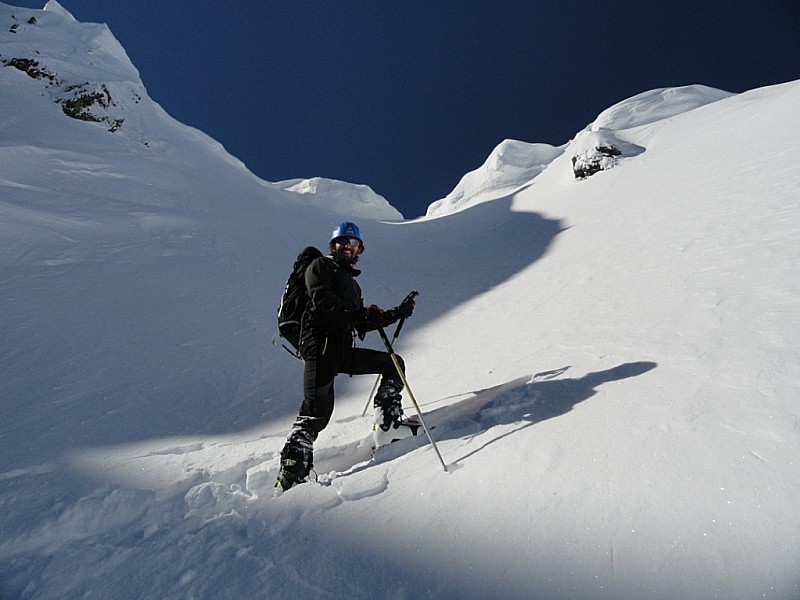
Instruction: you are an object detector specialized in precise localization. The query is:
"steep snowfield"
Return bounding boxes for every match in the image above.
[1,3,799,599]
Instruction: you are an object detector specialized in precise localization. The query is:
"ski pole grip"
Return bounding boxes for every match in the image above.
[394,291,418,337]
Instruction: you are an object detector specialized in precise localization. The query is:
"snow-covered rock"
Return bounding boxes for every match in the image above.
[568,85,733,178]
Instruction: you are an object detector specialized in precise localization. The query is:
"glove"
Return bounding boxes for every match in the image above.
[393,294,416,319]
[360,292,416,334]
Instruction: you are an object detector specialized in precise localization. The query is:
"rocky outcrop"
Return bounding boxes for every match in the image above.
[569,129,645,179]
[2,55,125,132]
[571,143,623,179]
[3,14,127,133]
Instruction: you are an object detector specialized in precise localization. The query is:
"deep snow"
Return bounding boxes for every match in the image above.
[1,3,799,599]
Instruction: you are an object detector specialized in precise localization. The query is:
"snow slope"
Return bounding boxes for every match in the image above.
[1,3,799,599]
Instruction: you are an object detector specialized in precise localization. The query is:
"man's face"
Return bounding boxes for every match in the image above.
[331,237,363,265]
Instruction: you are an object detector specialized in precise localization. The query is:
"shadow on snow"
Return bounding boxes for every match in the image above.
[437,361,659,467]
[327,361,658,475]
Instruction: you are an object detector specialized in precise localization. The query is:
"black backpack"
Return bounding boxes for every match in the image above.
[276,246,323,353]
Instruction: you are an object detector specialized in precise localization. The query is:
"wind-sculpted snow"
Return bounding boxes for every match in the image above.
[426,85,733,217]
[590,84,733,131]
[425,139,564,217]
[272,176,403,220]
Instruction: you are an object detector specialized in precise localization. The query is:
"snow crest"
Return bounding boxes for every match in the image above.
[425,139,563,217]
[43,1,75,20]
[425,85,734,217]
[272,177,403,220]
[591,84,734,131]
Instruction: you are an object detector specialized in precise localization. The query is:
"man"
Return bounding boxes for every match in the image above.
[276,221,419,491]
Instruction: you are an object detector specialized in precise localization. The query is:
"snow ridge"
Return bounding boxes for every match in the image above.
[426,85,734,217]
[426,139,564,217]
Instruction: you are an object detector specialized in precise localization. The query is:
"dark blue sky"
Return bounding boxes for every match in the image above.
[13,1,800,218]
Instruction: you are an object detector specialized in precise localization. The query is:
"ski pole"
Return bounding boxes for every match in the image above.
[360,291,418,417]
[360,316,408,417]
[377,326,448,473]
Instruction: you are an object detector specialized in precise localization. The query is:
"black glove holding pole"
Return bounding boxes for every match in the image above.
[359,291,418,332]
[384,289,417,322]
[391,290,418,320]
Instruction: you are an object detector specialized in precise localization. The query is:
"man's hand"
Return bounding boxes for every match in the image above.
[361,291,417,333]
[394,294,416,319]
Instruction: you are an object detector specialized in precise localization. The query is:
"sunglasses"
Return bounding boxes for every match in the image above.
[335,237,363,249]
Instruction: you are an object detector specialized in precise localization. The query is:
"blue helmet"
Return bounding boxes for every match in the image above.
[331,221,362,244]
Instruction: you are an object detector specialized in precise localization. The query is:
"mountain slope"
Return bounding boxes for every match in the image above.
[1,3,799,599]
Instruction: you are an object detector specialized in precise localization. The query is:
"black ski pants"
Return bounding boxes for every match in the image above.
[285,330,404,451]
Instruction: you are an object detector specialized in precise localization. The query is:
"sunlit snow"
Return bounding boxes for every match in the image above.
[2,3,799,599]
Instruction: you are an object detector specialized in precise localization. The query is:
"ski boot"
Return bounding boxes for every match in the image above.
[373,378,421,448]
[275,444,313,492]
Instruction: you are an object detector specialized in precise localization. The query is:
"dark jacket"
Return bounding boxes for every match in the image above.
[301,255,364,346]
